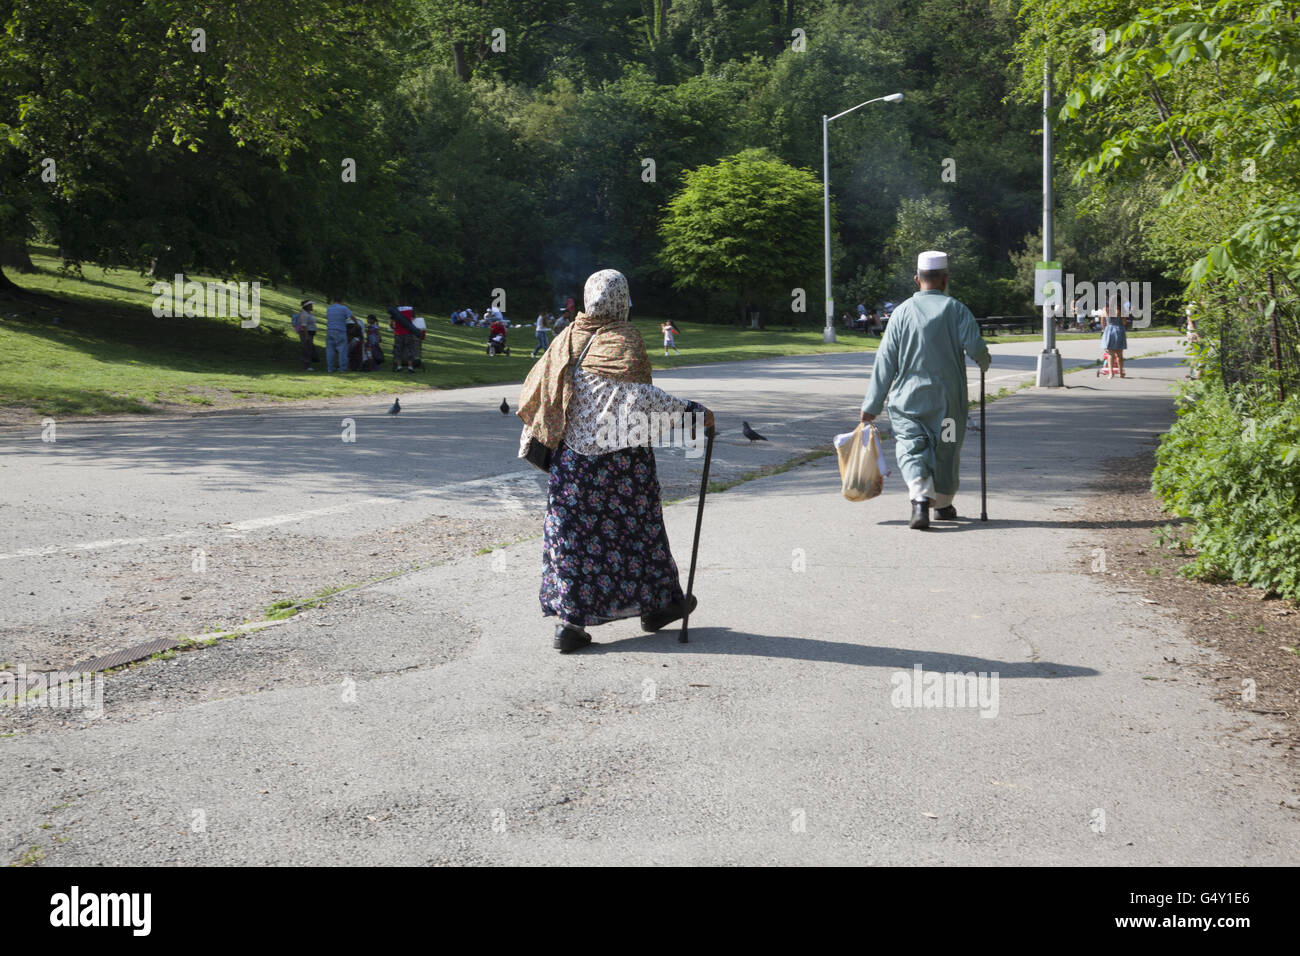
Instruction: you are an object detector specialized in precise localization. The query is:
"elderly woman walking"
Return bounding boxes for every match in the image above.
[517,269,714,653]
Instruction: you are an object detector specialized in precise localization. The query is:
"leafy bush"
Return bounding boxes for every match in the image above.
[1152,378,1300,600]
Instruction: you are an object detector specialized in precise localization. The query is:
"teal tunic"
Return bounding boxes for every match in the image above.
[861,290,990,498]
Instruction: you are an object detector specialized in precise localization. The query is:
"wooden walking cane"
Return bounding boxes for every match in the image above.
[680,423,716,643]
[980,366,988,522]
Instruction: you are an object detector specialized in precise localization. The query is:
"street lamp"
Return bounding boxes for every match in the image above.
[823,92,903,343]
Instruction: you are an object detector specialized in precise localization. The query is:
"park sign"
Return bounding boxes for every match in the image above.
[1034,261,1062,307]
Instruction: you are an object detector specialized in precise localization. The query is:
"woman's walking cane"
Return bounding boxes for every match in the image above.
[680,423,716,643]
[980,366,988,522]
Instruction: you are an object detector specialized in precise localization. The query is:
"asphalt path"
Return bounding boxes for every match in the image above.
[4,335,1297,865]
[0,337,1180,659]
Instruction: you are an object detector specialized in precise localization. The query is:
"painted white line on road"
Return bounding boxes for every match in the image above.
[226,497,394,533]
[0,532,191,562]
[0,472,544,560]
[425,471,542,512]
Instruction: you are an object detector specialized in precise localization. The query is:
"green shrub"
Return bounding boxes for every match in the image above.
[1152,378,1300,600]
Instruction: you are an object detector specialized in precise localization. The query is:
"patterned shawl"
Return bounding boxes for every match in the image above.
[517,269,653,449]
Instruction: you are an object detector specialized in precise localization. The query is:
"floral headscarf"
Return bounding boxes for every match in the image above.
[517,269,653,449]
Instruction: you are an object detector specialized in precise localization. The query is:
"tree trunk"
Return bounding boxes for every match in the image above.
[0,232,26,293]
[452,41,470,81]
[1,240,35,273]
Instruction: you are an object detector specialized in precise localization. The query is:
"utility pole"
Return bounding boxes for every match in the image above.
[1036,59,1064,387]
[823,113,834,343]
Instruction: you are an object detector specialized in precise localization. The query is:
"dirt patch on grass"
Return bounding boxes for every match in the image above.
[1074,446,1300,770]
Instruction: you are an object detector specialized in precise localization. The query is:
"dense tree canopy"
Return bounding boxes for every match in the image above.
[0,0,1203,321]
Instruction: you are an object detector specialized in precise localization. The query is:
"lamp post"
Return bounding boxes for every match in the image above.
[823,92,903,344]
[1035,60,1063,386]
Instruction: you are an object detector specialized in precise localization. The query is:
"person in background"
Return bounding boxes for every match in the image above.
[412,313,427,369]
[395,306,422,372]
[292,300,316,370]
[345,313,365,370]
[1101,306,1127,378]
[661,319,681,356]
[325,294,352,373]
[388,305,414,372]
[533,308,551,357]
[366,314,383,370]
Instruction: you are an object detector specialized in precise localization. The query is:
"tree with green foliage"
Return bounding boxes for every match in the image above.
[1015,0,1300,597]
[884,196,973,300]
[0,1,1078,317]
[1016,0,1300,330]
[658,148,823,322]
[0,0,413,287]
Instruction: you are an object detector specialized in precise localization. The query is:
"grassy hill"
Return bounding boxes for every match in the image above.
[0,247,883,420]
[0,247,1180,422]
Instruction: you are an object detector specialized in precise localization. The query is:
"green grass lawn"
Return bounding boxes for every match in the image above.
[0,248,881,419]
[0,247,1183,420]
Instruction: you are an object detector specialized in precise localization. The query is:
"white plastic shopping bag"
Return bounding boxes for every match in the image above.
[834,423,891,501]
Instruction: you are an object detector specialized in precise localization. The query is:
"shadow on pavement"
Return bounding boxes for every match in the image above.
[583,627,1100,678]
[875,516,1187,532]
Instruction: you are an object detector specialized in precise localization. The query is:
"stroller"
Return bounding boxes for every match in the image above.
[486,319,510,356]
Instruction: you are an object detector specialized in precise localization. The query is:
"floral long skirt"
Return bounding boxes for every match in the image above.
[540,444,685,627]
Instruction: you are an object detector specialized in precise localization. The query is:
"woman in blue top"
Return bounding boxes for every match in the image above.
[1100,307,1127,377]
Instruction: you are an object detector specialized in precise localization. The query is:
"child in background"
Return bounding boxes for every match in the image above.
[292,300,317,370]
[661,320,681,356]
[366,315,383,370]
[1100,308,1127,378]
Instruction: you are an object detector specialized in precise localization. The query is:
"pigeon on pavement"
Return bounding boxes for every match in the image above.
[742,421,767,443]
[500,398,510,415]
[387,398,401,416]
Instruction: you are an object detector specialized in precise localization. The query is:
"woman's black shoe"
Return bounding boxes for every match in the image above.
[641,593,698,633]
[909,500,931,530]
[553,624,592,653]
[934,504,958,520]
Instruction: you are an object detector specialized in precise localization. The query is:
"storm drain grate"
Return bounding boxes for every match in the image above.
[71,638,182,674]
[1,638,183,702]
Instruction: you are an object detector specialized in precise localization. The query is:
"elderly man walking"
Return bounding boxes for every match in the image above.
[860,250,991,530]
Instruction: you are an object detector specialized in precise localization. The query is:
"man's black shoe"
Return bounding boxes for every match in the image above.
[934,504,958,520]
[909,500,931,530]
[553,624,593,653]
[641,593,698,632]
